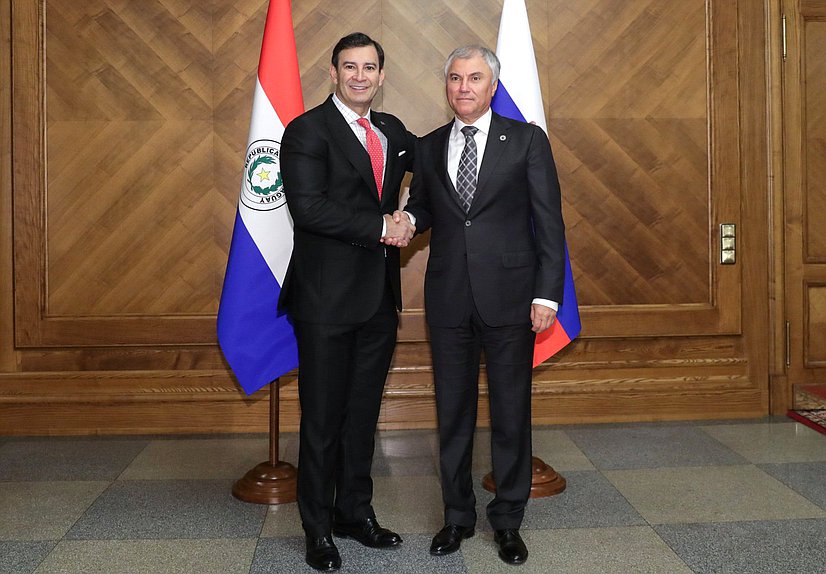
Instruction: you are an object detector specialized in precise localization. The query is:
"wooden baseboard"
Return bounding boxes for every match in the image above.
[0,362,766,435]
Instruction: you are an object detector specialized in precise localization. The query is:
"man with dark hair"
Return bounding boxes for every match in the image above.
[279,32,415,571]
[398,44,566,566]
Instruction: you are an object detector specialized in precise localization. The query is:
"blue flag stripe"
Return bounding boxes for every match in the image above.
[217,210,298,394]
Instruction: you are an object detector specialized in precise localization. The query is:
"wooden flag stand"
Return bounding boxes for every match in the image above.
[482,456,566,498]
[232,379,297,504]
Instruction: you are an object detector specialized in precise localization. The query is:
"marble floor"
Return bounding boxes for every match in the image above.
[1,417,825,573]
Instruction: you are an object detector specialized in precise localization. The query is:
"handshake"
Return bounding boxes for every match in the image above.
[380,210,415,248]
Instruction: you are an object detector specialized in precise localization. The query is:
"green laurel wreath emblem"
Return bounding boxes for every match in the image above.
[247,155,283,196]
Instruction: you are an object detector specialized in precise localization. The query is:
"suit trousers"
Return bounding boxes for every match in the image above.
[429,288,535,531]
[293,282,398,538]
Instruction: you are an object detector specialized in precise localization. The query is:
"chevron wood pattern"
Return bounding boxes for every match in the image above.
[42,0,713,319]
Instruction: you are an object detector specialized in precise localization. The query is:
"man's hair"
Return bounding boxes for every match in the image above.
[331,32,385,70]
[444,45,500,85]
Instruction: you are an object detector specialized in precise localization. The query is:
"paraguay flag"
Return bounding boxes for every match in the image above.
[217,0,303,395]
[491,0,582,366]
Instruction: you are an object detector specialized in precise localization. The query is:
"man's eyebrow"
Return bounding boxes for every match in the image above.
[341,59,378,67]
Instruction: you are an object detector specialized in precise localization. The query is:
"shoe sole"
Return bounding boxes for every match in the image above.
[429,529,475,556]
[331,530,402,548]
[497,551,527,566]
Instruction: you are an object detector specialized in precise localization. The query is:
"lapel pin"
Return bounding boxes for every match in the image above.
[500,134,507,141]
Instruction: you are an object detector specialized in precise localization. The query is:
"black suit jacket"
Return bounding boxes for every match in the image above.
[279,95,415,324]
[405,112,565,327]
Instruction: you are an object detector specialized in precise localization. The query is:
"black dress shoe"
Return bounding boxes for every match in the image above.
[332,517,402,548]
[494,529,528,565]
[305,535,341,571]
[429,524,475,556]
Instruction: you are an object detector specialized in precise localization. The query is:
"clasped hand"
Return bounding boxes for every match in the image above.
[381,210,415,247]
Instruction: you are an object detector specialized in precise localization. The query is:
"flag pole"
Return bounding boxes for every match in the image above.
[232,379,297,504]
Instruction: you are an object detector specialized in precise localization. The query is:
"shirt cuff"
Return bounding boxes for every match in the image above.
[532,298,559,311]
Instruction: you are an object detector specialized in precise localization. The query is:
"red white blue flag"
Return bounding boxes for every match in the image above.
[491,0,582,366]
[217,0,303,394]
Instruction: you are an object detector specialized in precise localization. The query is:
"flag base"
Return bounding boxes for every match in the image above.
[232,460,297,504]
[482,456,566,498]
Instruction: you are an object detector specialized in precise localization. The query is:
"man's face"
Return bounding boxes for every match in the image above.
[445,54,497,124]
[330,45,385,116]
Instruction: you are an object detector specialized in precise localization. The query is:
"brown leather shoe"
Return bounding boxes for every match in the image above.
[332,517,402,548]
[429,523,475,556]
[494,529,528,565]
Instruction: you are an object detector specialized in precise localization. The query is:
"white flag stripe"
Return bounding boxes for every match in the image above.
[496,0,547,133]
[237,79,295,284]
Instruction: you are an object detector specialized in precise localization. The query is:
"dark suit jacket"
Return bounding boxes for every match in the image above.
[278,95,415,325]
[405,112,565,328]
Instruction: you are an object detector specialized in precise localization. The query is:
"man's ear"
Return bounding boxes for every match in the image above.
[330,64,338,85]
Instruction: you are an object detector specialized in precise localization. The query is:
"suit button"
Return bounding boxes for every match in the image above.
[465,220,472,227]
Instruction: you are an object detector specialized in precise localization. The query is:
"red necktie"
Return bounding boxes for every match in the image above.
[356,118,383,199]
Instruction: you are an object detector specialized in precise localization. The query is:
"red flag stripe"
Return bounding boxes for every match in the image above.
[258,0,304,126]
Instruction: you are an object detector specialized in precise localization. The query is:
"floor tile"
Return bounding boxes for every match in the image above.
[372,475,445,534]
[0,541,55,574]
[566,426,747,469]
[655,518,826,574]
[701,422,826,463]
[261,502,303,538]
[0,482,109,541]
[372,430,439,477]
[250,535,468,574]
[758,461,826,509]
[119,437,277,480]
[462,527,693,574]
[65,480,267,539]
[605,465,826,524]
[0,439,148,481]
[32,539,257,574]
[474,471,646,531]
[531,429,595,471]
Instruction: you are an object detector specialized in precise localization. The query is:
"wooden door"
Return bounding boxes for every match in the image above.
[783,0,826,403]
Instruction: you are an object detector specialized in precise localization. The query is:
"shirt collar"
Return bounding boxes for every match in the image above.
[452,108,492,136]
[332,93,371,125]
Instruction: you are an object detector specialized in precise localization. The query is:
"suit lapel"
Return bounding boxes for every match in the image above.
[322,97,380,202]
[471,113,509,214]
[435,123,465,213]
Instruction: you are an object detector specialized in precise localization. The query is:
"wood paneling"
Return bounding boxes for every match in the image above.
[804,21,826,261]
[1,0,14,372]
[807,285,826,364]
[783,0,826,402]
[1,0,774,435]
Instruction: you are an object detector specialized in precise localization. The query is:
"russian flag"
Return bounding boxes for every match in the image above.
[491,0,582,367]
[217,0,303,395]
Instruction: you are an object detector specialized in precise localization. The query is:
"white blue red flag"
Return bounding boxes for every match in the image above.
[217,0,303,394]
[491,0,582,366]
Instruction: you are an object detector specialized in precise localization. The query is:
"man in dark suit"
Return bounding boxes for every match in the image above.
[279,32,415,572]
[399,45,565,565]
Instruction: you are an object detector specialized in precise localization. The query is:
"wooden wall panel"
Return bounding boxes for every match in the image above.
[805,21,826,261]
[1,0,772,435]
[806,285,826,365]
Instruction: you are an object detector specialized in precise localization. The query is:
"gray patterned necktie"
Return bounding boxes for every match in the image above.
[456,126,479,213]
